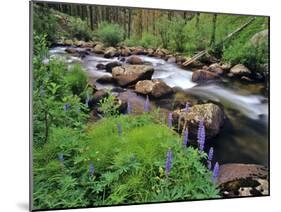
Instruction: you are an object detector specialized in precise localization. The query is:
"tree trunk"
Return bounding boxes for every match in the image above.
[128,9,132,38]
[89,6,94,30]
[210,13,217,48]
[196,13,200,29]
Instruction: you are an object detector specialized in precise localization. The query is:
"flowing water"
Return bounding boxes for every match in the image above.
[49,46,269,166]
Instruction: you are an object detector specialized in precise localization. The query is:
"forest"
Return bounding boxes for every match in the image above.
[32,2,269,210]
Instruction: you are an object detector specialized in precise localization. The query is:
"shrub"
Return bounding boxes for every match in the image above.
[97,22,124,46]
[98,93,120,117]
[170,17,187,52]
[140,33,159,48]
[33,113,219,209]
[67,16,93,41]
[155,17,171,49]
[65,63,88,96]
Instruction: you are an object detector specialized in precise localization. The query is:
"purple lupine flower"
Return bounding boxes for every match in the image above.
[208,147,214,161]
[207,160,212,170]
[58,153,64,162]
[212,162,219,183]
[165,149,173,177]
[144,95,150,112]
[89,163,95,176]
[183,128,188,147]
[127,100,132,114]
[63,103,70,111]
[184,103,189,112]
[117,123,122,136]
[168,112,173,128]
[197,119,205,152]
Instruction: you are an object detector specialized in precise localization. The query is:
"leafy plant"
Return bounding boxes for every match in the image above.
[97,22,124,46]
[98,93,120,117]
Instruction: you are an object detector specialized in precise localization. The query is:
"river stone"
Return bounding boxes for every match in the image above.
[96,76,115,84]
[126,55,144,65]
[112,65,154,87]
[135,79,173,98]
[130,46,145,55]
[230,64,251,77]
[192,69,221,83]
[147,48,155,56]
[65,47,77,54]
[64,39,73,46]
[208,63,224,75]
[104,47,118,58]
[105,61,122,73]
[172,103,224,139]
[218,163,268,197]
[92,43,105,54]
[96,63,105,70]
[120,47,131,56]
[91,89,109,104]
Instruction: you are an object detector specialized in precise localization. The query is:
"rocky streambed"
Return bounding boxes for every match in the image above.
[48,42,269,197]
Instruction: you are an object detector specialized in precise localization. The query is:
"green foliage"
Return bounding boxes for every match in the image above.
[67,16,93,41]
[65,63,88,96]
[33,33,89,146]
[170,17,187,52]
[140,33,160,49]
[33,113,219,209]
[156,17,171,49]
[97,22,124,46]
[98,93,120,118]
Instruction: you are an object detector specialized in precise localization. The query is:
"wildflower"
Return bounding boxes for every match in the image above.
[197,119,205,152]
[58,153,64,162]
[183,128,188,147]
[127,100,132,114]
[168,112,173,128]
[184,103,189,112]
[212,162,219,183]
[144,95,150,112]
[117,123,122,136]
[63,103,70,111]
[89,163,95,176]
[208,147,214,161]
[165,149,173,177]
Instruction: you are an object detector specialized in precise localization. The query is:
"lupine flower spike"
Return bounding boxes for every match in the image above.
[183,128,188,147]
[89,163,95,176]
[212,162,219,183]
[197,119,206,152]
[207,160,212,170]
[58,153,64,162]
[117,123,122,136]
[165,149,173,177]
[144,95,150,112]
[184,103,189,112]
[208,147,214,161]
[168,112,173,128]
[63,103,70,111]
[127,100,132,114]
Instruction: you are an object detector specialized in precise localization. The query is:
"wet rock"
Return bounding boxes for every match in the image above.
[172,103,224,139]
[154,48,169,58]
[167,56,176,63]
[112,65,154,87]
[192,69,221,83]
[91,89,109,104]
[120,47,131,56]
[130,46,145,55]
[117,90,155,114]
[147,48,155,56]
[64,39,73,46]
[182,58,204,69]
[230,64,251,77]
[208,63,224,75]
[105,61,122,73]
[218,163,268,197]
[96,76,115,84]
[73,40,86,47]
[221,63,232,72]
[96,63,105,70]
[65,47,77,54]
[104,47,118,58]
[92,43,105,54]
[135,79,173,98]
[126,55,144,65]
[200,53,219,64]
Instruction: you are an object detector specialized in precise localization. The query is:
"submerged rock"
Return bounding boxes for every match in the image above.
[104,47,119,58]
[135,79,173,98]
[218,163,268,197]
[112,65,154,87]
[126,55,144,65]
[192,69,221,83]
[105,61,122,73]
[229,64,251,77]
[172,103,224,139]
[96,76,115,84]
